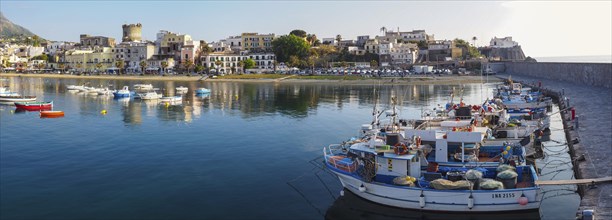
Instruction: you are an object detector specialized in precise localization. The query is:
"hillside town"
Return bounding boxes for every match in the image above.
[0,23,529,75]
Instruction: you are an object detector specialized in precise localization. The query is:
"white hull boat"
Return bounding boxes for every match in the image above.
[136,91,162,100]
[176,86,188,94]
[334,171,541,212]
[160,96,182,103]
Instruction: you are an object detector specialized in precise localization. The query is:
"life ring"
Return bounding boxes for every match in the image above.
[394,143,409,155]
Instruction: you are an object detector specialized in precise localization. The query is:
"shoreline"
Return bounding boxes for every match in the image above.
[0,73,501,85]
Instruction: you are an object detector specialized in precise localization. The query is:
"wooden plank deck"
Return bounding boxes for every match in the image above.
[536,177,612,185]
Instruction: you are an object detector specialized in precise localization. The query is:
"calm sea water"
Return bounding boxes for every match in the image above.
[0,77,578,219]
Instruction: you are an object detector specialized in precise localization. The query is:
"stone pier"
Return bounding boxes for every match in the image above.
[497,74,611,219]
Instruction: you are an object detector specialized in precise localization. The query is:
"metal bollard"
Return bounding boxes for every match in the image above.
[575,116,579,130]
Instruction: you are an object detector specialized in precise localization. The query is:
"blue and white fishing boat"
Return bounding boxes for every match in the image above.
[325,100,541,212]
[195,88,211,94]
[112,86,134,98]
[324,142,541,212]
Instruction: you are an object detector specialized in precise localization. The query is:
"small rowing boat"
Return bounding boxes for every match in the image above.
[40,110,65,118]
[14,101,53,111]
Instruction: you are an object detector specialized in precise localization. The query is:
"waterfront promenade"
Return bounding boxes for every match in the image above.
[0,73,498,85]
[498,73,612,219]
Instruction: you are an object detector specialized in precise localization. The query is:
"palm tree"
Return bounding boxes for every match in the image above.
[370,60,378,69]
[306,34,318,46]
[139,60,147,74]
[214,60,223,74]
[161,61,168,74]
[37,63,45,72]
[380,26,387,35]
[335,34,342,44]
[95,63,103,73]
[115,60,125,75]
[472,36,478,47]
[273,60,278,73]
[237,60,244,74]
[183,60,194,74]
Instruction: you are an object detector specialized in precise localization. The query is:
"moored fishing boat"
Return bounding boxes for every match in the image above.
[14,101,53,111]
[40,110,65,118]
[113,86,133,98]
[134,84,153,91]
[0,95,37,102]
[195,88,211,94]
[135,91,162,100]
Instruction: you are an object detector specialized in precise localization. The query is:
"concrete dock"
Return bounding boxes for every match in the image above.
[497,74,611,219]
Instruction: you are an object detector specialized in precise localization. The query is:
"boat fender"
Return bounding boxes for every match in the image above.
[419,192,425,208]
[394,143,408,155]
[359,184,366,192]
[468,194,474,209]
[340,190,344,197]
[518,193,528,206]
[101,110,107,115]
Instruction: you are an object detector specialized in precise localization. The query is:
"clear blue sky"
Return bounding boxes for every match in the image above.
[2,1,611,57]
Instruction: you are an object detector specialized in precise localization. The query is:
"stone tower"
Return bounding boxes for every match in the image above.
[122,23,142,42]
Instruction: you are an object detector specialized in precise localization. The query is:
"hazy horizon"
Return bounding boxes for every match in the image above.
[1,1,611,58]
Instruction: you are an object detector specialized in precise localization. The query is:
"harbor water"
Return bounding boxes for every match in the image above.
[0,77,578,219]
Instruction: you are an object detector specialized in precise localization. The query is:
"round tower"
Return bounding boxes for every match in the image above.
[122,23,142,42]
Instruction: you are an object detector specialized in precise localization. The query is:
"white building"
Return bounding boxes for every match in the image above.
[399,30,429,42]
[16,46,44,58]
[490,37,519,48]
[113,41,155,73]
[378,41,394,55]
[428,40,453,50]
[224,36,242,51]
[247,53,276,71]
[200,53,247,74]
[390,44,418,65]
[146,57,175,73]
[46,41,76,56]
[322,38,337,46]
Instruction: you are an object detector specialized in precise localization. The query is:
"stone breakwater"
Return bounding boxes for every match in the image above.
[498,74,612,220]
[502,62,612,88]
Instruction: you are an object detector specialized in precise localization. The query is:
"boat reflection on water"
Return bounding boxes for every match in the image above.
[325,190,541,220]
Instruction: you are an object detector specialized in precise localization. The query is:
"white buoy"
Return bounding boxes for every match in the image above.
[358,184,366,192]
[419,193,425,208]
[468,195,474,209]
[340,190,345,197]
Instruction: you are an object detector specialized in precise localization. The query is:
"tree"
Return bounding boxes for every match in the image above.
[237,60,244,74]
[306,34,318,46]
[58,63,65,73]
[335,34,342,44]
[95,63,103,73]
[32,35,41,47]
[289,29,307,38]
[288,55,301,68]
[370,60,378,69]
[243,58,256,70]
[195,42,212,65]
[472,36,478,47]
[454,38,482,59]
[115,60,125,75]
[273,60,279,73]
[195,64,204,74]
[139,60,147,74]
[37,63,45,71]
[271,34,310,63]
[183,60,194,73]
[380,26,387,35]
[31,54,48,61]
[214,59,222,74]
[307,54,318,74]
[161,61,168,74]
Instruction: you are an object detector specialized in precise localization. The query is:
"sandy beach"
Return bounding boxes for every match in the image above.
[0,73,501,85]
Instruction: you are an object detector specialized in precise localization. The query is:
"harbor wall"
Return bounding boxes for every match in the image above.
[502,62,612,88]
